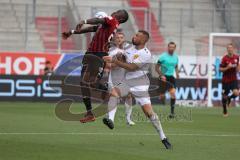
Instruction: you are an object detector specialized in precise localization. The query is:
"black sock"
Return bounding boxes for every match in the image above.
[83,97,92,112]
[222,97,227,114]
[170,98,176,114]
[80,81,92,112]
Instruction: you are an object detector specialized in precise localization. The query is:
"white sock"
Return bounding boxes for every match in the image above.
[149,113,166,140]
[125,102,133,122]
[108,107,117,122]
[107,96,118,122]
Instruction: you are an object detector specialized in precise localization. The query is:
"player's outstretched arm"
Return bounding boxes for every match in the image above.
[62,26,98,40]
[103,56,139,71]
[114,59,139,71]
[76,18,106,31]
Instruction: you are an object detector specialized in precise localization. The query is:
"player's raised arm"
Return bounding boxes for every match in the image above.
[75,18,106,31]
[103,55,139,71]
[62,25,98,40]
[76,9,128,31]
[114,59,139,71]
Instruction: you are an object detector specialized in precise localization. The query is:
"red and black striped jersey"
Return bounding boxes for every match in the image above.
[220,54,239,83]
[87,16,119,53]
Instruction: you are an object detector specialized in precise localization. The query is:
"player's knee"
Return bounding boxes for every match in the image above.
[125,94,132,105]
[169,88,176,98]
[145,111,154,118]
[233,90,239,97]
[110,88,120,97]
[142,103,153,118]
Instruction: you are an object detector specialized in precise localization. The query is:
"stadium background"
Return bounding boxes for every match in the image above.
[0,0,240,106]
[0,1,240,160]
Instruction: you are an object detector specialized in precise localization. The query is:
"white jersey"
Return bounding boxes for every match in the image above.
[108,47,126,88]
[125,46,152,80]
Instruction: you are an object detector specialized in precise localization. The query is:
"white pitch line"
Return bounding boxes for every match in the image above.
[0,132,240,137]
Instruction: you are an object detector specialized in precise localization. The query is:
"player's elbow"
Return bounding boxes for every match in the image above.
[219,68,224,72]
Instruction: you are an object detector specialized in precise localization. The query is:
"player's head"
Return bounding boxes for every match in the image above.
[111,9,129,24]
[114,32,125,47]
[227,43,234,55]
[168,42,176,54]
[45,61,52,68]
[132,30,150,46]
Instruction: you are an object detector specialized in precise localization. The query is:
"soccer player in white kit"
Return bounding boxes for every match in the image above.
[103,30,172,149]
[103,32,135,126]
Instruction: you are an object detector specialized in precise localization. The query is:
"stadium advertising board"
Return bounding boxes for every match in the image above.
[1,52,237,79]
[153,55,224,79]
[0,52,239,105]
[0,52,84,76]
[0,75,236,104]
[0,75,63,101]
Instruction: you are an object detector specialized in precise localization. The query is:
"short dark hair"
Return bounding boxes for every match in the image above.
[227,43,234,47]
[117,28,123,32]
[120,9,129,23]
[138,30,150,41]
[168,42,176,47]
[116,32,125,36]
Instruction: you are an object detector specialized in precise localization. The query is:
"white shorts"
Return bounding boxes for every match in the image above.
[115,75,151,106]
[130,85,151,106]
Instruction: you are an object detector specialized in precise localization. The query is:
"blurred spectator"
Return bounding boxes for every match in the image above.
[44,61,54,76]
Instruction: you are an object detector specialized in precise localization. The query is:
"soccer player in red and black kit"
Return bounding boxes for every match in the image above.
[220,43,240,117]
[62,10,128,123]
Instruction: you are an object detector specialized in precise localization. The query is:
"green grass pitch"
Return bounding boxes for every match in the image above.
[0,102,239,160]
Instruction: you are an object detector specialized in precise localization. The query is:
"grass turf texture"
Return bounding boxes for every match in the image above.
[0,102,239,160]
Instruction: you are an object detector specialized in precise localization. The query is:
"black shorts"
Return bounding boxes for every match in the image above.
[159,75,176,94]
[222,80,238,96]
[81,52,108,80]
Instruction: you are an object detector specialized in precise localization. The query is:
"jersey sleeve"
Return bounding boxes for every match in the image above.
[157,54,164,64]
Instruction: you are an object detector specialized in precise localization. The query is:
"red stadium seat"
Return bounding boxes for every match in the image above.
[35,17,76,51]
[128,0,165,53]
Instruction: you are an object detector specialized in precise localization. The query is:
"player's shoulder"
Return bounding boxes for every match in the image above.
[233,54,239,58]
[138,47,151,58]
[125,45,135,54]
[104,16,119,25]
[159,52,167,58]
[141,47,151,55]
[161,51,167,55]
[222,54,228,60]
[173,52,179,57]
